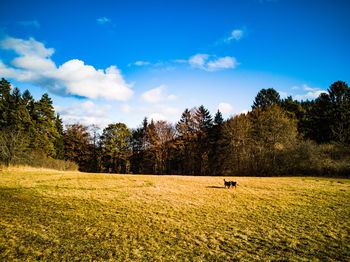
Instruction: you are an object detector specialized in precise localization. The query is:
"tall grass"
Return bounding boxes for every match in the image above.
[1,151,78,171]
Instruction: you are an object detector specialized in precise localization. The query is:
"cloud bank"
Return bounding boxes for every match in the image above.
[0,36,133,100]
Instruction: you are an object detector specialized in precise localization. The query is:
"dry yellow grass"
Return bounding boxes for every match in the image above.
[0,169,349,261]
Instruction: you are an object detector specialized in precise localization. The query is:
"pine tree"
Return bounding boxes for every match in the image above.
[328,81,350,144]
[252,88,281,110]
[31,93,60,157]
[54,114,65,159]
[8,87,33,133]
[176,108,196,175]
[0,78,12,127]
[194,105,212,175]
[209,110,224,175]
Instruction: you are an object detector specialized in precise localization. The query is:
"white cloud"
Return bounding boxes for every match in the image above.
[226,29,244,42]
[134,61,150,66]
[292,84,327,100]
[18,20,40,28]
[155,104,179,116]
[141,85,176,103]
[55,101,112,127]
[97,17,111,24]
[189,54,209,69]
[207,56,238,71]
[302,84,318,91]
[173,59,187,63]
[148,112,167,122]
[295,90,327,100]
[1,37,54,57]
[121,104,132,113]
[0,36,133,101]
[189,54,238,71]
[292,84,319,91]
[278,90,288,99]
[218,102,234,114]
[167,94,177,101]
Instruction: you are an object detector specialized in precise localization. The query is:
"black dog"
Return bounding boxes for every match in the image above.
[231,181,237,189]
[223,179,237,189]
[223,179,231,189]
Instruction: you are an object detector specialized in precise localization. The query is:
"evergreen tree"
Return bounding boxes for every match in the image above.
[209,110,224,175]
[54,114,65,159]
[252,88,281,110]
[214,110,224,126]
[328,81,350,144]
[8,87,33,133]
[31,93,60,157]
[176,108,196,175]
[307,81,350,144]
[194,105,212,175]
[0,78,12,127]
[194,105,212,131]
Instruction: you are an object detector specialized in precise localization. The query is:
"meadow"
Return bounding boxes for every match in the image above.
[0,169,349,261]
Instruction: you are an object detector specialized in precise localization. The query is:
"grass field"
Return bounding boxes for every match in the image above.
[0,169,349,261]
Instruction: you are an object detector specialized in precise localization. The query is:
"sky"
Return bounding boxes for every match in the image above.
[0,0,349,128]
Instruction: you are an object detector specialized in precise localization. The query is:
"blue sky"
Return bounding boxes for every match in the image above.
[0,0,349,128]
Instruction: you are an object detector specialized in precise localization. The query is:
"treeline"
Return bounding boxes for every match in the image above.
[0,78,77,170]
[1,78,349,176]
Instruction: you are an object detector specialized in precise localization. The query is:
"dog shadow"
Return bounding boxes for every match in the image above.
[206,186,225,189]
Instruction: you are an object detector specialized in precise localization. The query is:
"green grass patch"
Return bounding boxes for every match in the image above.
[0,171,349,261]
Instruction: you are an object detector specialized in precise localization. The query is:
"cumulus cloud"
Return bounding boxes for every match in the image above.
[278,90,288,99]
[56,101,112,127]
[0,36,133,100]
[292,83,327,100]
[218,102,235,114]
[18,20,40,28]
[1,37,54,57]
[120,104,132,113]
[295,90,327,101]
[167,94,177,101]
[148,112,167,122]
[189,54,209,69]
[141,85,176,103]
[154,104,179,116]
[97,17,111,24]
[189,54,238,71]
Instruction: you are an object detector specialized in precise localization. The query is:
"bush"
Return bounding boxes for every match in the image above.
[8,151,79,171]
[0,129,78,171]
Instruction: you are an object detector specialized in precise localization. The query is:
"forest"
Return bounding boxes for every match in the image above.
[0,78,349,177]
